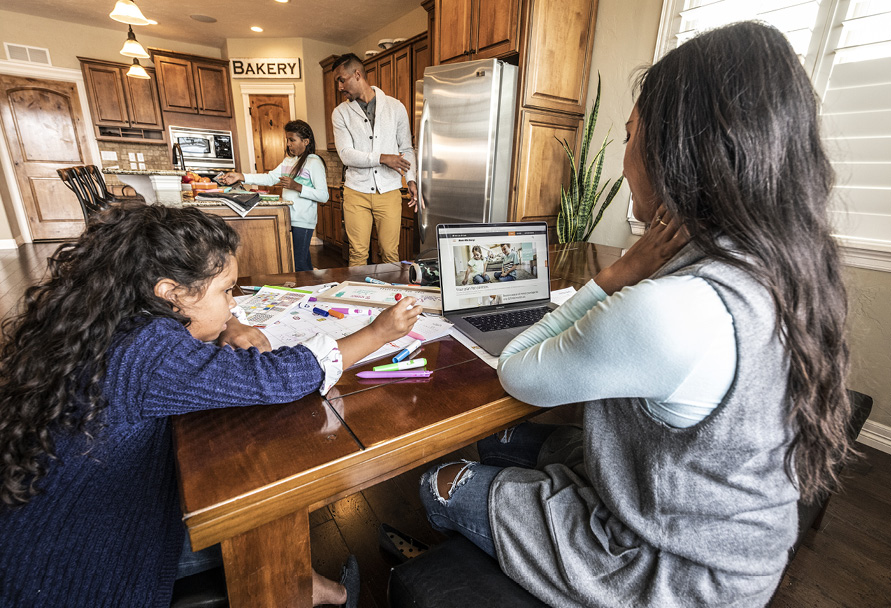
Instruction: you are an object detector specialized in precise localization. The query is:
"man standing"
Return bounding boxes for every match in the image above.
[331,53,417,266]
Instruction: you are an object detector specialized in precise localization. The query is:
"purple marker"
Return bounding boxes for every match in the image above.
[356,370,433,378]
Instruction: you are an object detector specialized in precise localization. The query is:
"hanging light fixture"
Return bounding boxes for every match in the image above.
[126,58,150,79]
[110,0,150,26]
[120,25,149,59]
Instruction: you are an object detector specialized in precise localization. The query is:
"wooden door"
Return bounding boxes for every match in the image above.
[0,75,93,239]
[123,67,163,128]
[510,109,583,241]
[436,0,473,64]
[81,62,129,127]
[474,0,521,59]
[249,94,290,173]
[377,54,396,98]
[522,0,598,115]
[194,63,231,117]
[155,55,197,113]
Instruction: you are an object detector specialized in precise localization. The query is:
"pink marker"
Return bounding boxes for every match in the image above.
[407,331,425,341]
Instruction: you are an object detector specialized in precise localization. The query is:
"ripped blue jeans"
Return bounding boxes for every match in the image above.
[419,422,558,558]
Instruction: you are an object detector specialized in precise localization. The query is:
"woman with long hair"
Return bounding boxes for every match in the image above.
[0,204,418,607]
[418,22,853,606]
[221,119,328,271]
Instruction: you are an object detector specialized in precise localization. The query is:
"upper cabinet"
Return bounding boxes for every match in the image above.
[149,49,233,118]
[435,0,521,64]
[79,57,164,143]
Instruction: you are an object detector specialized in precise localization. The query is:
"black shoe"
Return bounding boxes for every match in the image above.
[339,555,359,608]
[378,523,430,564]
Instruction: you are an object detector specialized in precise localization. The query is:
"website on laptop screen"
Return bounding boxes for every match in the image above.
[438,223,550,313]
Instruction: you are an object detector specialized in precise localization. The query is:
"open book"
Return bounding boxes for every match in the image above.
[196,192,261,217]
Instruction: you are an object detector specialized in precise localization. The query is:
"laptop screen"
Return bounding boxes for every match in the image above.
[437,223,551,314]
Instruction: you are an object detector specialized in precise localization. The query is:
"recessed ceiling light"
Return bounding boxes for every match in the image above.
[251,26,263,32]
[275,0,289,3]
[190,15,217,23]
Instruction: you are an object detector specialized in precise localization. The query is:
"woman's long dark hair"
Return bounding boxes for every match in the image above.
[635,22,852,503]
[0,204,239,506]
[285,119,325,180]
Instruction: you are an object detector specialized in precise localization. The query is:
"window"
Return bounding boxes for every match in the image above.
[643,0,891,267]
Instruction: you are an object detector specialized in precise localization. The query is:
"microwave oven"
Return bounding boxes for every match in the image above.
[169,126,235,171]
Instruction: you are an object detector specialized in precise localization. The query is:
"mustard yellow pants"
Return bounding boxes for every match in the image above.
[342,186,402,266]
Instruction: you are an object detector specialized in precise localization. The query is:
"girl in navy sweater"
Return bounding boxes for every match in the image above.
[0,204,416,607]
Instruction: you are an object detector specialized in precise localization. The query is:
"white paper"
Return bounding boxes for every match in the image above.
[550,286,577,306]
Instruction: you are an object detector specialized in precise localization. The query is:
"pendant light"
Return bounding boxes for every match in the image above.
[120,25,149,59]
[110,0,150,26]
[126,58,150,79]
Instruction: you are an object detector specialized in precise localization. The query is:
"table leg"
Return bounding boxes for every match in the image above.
[221,507,312,608]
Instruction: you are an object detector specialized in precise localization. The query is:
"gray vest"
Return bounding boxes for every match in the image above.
[490,245,799,607]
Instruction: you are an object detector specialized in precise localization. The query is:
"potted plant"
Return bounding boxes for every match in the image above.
[556,74,624,245]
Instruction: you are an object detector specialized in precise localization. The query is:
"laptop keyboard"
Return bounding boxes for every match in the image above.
[464,306,550,332]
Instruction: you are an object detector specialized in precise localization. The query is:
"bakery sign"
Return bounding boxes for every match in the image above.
[230,58,301,79]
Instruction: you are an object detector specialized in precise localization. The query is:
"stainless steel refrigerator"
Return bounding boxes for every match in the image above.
[414,59,518,252]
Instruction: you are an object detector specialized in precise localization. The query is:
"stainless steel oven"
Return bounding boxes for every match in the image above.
[169,126,235,171]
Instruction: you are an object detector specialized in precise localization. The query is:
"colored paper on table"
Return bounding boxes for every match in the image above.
[238,285,313,325]
[315,281,442,314]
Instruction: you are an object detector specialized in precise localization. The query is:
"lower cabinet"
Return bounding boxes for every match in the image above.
[319,187,417,264]
[195,205,294,275]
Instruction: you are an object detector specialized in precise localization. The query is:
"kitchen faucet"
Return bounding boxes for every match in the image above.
[172,143,186,172]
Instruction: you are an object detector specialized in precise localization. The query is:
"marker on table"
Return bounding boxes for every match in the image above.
[365,276,390,285]
[392,338,423,363]
[239,285,262,293]
[407,331,425,341]
[357,370,433,379]
[312,307,329,317]
[326,309,345,319]
[373,358,427,371]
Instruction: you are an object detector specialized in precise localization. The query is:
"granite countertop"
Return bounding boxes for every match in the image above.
[185,199,287,208]
[102,168,186,176]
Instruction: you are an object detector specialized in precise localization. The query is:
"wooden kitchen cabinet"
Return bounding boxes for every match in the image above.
[79,57,164,142]
[435,0,521,64]
[196,205,294,274]
[150,49,233,118]
[521,0,599,115]
[321,56,339,151]
[511,109,583,243]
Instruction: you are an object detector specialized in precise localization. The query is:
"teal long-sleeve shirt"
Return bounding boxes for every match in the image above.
[498,276,737,427]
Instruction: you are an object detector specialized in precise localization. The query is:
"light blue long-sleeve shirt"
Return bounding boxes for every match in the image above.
[498,276,737,427]
[243,154,328,230]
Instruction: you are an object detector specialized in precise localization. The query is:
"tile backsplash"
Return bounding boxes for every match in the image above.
[99,142,171,185]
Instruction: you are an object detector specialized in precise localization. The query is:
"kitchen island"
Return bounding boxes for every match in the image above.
[102,168,185,205]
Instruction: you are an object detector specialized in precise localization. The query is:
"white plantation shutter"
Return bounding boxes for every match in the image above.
[650,0,891,264]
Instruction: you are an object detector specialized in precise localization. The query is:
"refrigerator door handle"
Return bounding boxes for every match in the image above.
[417,98,431,245]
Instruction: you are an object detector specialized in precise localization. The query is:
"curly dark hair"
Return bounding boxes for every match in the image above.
[0,204,239,506]
[634,22,852,503]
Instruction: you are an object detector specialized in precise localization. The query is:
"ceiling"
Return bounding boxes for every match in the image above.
[1,0,422,48]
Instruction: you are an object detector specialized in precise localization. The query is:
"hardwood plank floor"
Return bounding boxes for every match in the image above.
[2,242,889,607]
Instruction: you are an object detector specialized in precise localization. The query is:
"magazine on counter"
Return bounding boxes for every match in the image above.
[196,192,261,217]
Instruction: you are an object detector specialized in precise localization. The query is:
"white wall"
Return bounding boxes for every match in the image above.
[350,7,428,58]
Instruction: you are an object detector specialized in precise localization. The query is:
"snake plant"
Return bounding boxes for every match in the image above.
[557,74,624,243]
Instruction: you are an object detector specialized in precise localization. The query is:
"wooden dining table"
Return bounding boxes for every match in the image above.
[171,241,622,607]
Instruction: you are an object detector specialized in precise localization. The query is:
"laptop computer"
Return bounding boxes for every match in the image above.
[437,222,556,356]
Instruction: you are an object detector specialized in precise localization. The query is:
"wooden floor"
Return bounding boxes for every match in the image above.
[2,241,890,607]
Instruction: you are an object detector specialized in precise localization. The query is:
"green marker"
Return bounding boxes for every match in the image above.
[373,358,427,372]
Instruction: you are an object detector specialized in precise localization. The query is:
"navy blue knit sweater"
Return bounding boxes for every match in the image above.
[0,317,323,607]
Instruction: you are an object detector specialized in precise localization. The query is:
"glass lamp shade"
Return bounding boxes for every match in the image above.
[110,0,150,26]
[126,58,150,79]
[120,26,149,58]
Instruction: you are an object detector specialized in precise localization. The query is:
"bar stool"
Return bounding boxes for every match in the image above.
[83,165,145,204]
[57,166,104,223]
